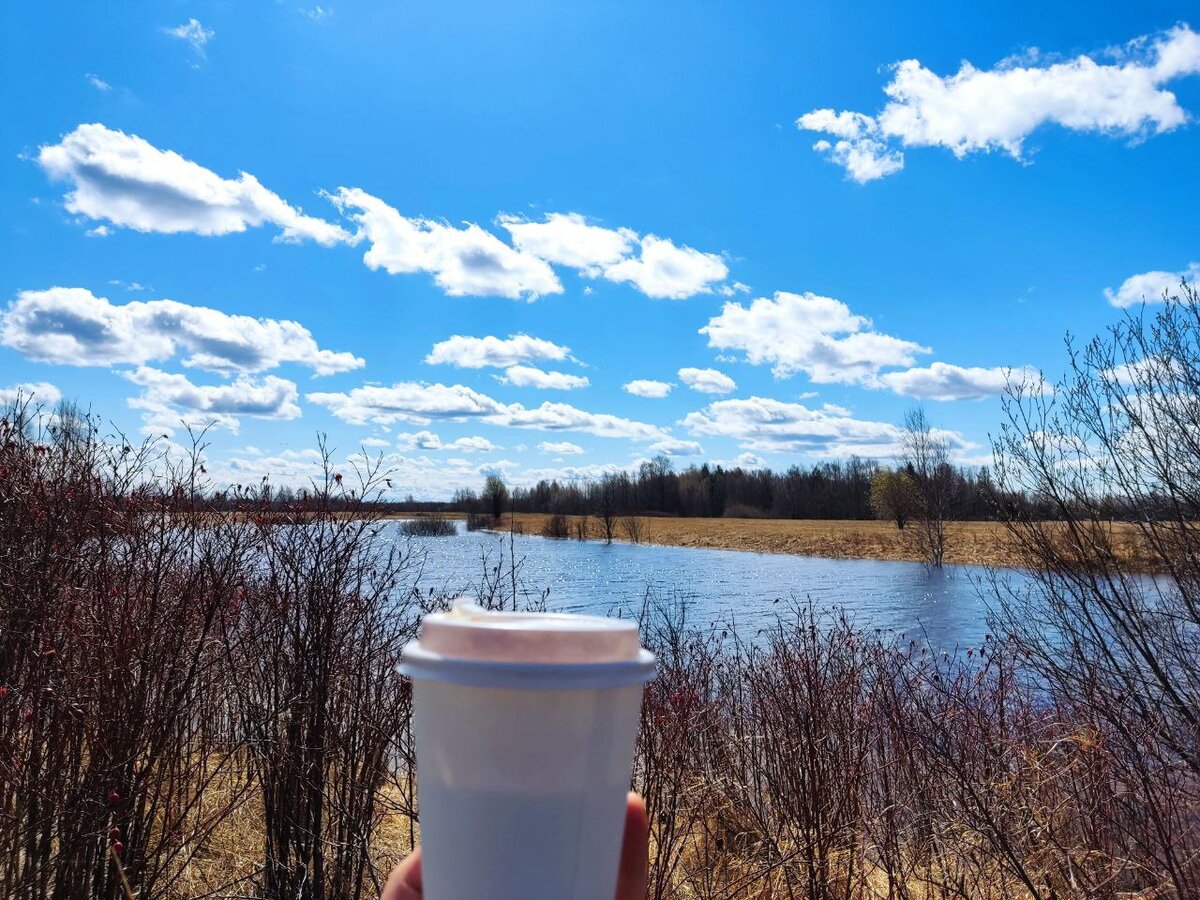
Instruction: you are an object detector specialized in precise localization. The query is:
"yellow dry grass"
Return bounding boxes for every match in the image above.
[478,513,1152,570]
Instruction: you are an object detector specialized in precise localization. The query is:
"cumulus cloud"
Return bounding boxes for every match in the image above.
[125,367,301,435]
[677,367,737,395]
[649,437,704,457]
[499,212,636,274]
[1105,262,1199,307]
[623,379,673,398]
[876,362,1040,401]
[307,382,503,426]
[1,287,362,375]
[38,125,348,244]
[798,25,1200,182]
[395,430,499,452]
[488,401,662,440]
[425,334,573,369]
[538,440,585,455]
[496,366,589,390]
[603,235,729,299]
[331,188,561,299]
[701,291,928,384]
[683,396,973,458]
[0,381,62,407]
[307,380,661,439]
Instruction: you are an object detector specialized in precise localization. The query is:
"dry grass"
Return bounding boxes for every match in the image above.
[477,513,1152,569]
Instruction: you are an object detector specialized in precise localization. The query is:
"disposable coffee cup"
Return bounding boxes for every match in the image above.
[399,600,656,900]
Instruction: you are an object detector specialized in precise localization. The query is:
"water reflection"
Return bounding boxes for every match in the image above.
[393,521,1012,650]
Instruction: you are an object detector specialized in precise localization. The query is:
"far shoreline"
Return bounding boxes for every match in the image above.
[380,511,1150,571]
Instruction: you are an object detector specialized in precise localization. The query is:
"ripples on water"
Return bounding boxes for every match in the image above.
[389,521,1016,650]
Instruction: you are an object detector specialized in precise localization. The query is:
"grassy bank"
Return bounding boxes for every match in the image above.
[477,512,1151,569]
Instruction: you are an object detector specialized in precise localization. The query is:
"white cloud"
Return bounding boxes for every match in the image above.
[1105,262,1199,307]
[678,367,737,395]
[649,437,704,457]
[331,188,561,299]
[799,25,1200,182]
[125,367,301,435]
[499,212,636,274]
[448,435,501,453]
[1,287,363,375]
[0,381,62,407]
[538,440,585,455]
[807,135,904,183]
[307,382,503,426]
[307,380,662,439]
[359,436,391,448]
[164,18,214,56]
[301,6,332,22]
[425,334,572,369]
[876,362,1039,401]
[497,366,589,390]
[394,430,499,453]
[683,396,974,458]
[701,291,929,384]
[85,74,111,92]
[38,124,348,244]
[623,379,673,398]
[487,401,663,440]
[604,235,729,299]
[734,452,765,469]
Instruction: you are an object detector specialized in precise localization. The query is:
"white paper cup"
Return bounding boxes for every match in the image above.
[399,601,656,900]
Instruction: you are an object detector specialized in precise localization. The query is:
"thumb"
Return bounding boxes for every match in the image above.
[615,792,649,900]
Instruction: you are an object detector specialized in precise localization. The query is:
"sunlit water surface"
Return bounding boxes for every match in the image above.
[391,521,1022,649]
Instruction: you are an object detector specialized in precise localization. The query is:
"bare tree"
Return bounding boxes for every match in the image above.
[899,407,954,567]
[591,479,618,544]
[869,468,919,529]
[991,280,1200,897]
[481,474,509,520]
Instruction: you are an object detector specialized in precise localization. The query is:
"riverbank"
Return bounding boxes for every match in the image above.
[467,512,1145,569]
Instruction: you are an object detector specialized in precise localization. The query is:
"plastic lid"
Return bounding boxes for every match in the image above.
[419,600,642,663]
[400,600,655,689]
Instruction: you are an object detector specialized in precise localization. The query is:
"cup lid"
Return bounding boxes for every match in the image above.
[419,599,642,663]
[399,600,656,689]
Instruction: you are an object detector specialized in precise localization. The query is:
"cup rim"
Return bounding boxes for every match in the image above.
[399,642,656,690]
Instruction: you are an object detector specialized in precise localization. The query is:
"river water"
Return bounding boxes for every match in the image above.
[393,521,1016,650]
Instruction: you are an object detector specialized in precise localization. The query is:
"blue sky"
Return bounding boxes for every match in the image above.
[2,1,1198,498]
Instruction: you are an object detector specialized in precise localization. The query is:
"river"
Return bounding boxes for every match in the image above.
[392,521,1015,650]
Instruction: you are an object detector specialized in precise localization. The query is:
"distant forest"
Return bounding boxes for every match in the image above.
[449,456,1005,521]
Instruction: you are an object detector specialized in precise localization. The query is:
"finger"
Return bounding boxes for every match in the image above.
[381,848,423,900]
[615,792,649,900]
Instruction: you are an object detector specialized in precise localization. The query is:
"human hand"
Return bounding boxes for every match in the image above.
[381,791,649,900]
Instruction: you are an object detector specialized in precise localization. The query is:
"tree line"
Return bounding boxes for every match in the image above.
[453,453,1001,522]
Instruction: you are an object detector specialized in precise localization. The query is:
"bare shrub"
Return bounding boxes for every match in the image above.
[621,515,645,543]
[0,404,255,899]
[991,281,1200,898]
[541,513,570,539]
[464,512,493,531]
[574,513,589,540]
[397,514,457,537]
[224,452,425,899]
